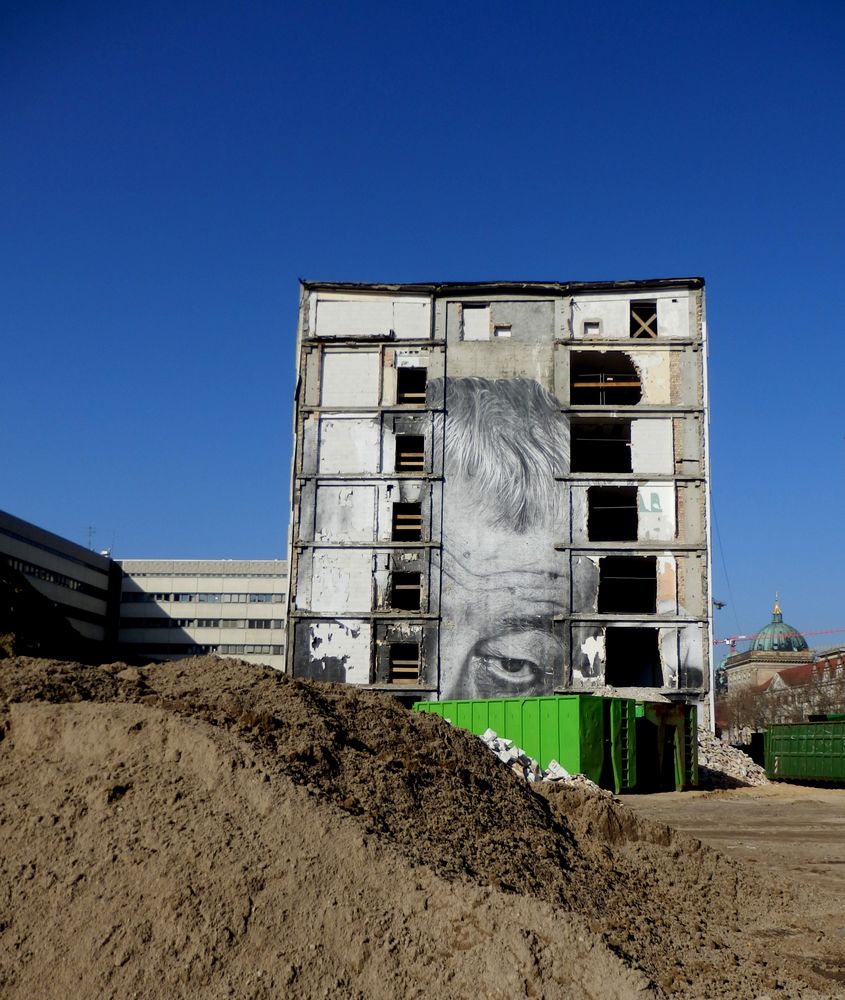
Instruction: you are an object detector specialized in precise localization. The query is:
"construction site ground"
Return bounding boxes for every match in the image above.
[622,784,845,988]
[2,653,845,999]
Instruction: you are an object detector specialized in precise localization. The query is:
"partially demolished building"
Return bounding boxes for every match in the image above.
[285,278,713,712]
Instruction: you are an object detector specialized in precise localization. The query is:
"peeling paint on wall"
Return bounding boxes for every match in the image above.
[315,486,376,542]
[637,485,676,540]
[306,619,371,684]
[580,633,605,676]
[309,550,373,613]
[630,351,671,404]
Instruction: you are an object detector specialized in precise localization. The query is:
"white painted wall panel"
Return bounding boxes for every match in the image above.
[393,299,431,339]
[462,305,490,341]
[306,620,372,684]
[321,351,380,407]
[318,416,381,473]
[309,550,373,613]
[658,297,690,338]
[631,419,674,474]
[637,484,676,540]
[315,486,377,542]
[315,299,393,338]
[630,351,671,404]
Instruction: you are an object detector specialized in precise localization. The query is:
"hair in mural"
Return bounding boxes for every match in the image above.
[430,377,569,534]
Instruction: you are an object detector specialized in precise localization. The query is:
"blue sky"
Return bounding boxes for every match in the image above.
[3,1,844,646]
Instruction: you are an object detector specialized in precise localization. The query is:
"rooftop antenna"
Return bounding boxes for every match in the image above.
[87,525,95,550]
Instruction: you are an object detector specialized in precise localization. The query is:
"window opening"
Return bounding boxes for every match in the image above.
[571,351,642,405]
[587,486,638,541]
[493,324,512,338]
[396,367,427,406]
[462,304,490,341]
[571,418,632,473]
[630,300,657,339]
[391,501,422,541]
[605,627,662,687]
[389,642,420,684]
[583,320,601,337]
[395,435,425,472]
[598,556,657,613]
[390,571,422,611]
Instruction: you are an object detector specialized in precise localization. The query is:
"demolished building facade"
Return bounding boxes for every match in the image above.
[285,279,713,713]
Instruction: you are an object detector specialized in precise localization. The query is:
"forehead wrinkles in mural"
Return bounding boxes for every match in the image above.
[430,377,570,700]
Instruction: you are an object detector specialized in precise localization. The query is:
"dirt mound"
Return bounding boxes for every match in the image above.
[0,656,839,998]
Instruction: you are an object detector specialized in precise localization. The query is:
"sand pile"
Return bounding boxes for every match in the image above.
[0,656,838,999]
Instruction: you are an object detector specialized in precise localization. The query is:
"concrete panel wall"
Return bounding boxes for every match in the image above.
[318,416,381,473]
[314,486,377,542]
[321,351,380,407]
[311,294,431,340]
[570,291,693,340]
[631,419,674,474]
[294,619,372,684]
[307,549,373,613]
[638,485,676,540]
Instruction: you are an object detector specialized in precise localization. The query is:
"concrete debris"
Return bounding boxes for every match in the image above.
[479,729,609,794]
[697,728,769,788]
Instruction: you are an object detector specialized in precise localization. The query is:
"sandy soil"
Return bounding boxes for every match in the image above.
[1,655,843,998]
[622,784,845,989]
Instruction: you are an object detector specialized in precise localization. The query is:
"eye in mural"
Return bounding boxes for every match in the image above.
[431,377,577,700]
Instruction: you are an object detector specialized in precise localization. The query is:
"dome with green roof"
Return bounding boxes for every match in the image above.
[750,597,808,653]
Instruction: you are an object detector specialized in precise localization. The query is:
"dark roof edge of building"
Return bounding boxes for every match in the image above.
[300,277,705,295]
[0,508,111,568]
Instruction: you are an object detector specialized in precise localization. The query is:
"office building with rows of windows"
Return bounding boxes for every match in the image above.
[118,559,287,670]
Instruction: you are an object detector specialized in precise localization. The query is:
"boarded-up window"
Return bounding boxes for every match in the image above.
[396,367,427,405]
[462,305,490,341]
[630,301,658,339]
[395,435,425,472]
[390,572,421,611]
[391,502,422,541]
[389,642,420,684]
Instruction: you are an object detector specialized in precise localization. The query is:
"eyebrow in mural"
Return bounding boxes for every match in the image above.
[432,376,571,700]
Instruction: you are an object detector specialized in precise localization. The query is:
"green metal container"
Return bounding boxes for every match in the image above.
[413,694,635,793]
[765,719,845,783]
[634,701,697,791]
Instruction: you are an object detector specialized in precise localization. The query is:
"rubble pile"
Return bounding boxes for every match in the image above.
[479,727,612,797]
[698,728,769,788]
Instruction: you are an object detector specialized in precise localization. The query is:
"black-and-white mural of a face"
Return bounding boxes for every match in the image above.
[432,377,579,700]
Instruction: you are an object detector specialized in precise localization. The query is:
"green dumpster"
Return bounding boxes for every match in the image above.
[765,718,845,783]
[413,695,635,793]
[634,701,697,791]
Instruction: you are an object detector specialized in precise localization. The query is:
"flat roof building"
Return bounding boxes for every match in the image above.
[0,509,120,645]
[285,278,714,714]
[117,559,287,670]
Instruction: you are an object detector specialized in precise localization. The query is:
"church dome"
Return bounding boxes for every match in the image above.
[750,598,808,653]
